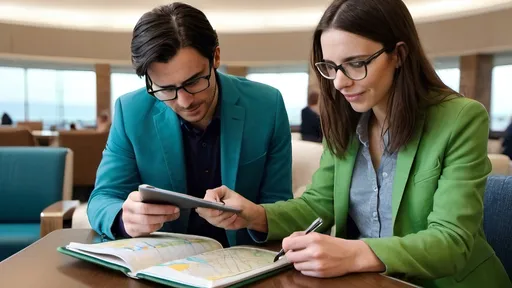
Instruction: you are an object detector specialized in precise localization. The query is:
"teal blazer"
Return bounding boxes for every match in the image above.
[88,72,293,245]
[262,95,511,288]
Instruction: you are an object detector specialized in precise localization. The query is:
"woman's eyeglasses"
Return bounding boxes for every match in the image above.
[315,47,387,81]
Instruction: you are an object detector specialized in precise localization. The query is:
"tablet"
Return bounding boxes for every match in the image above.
[138,184,241,213]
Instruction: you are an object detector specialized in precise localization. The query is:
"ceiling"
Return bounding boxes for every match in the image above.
[0,0,512,33]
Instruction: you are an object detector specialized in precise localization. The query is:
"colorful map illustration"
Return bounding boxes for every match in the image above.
[96,237,219,254]
[159,247,276,280]
[68,235,223,272]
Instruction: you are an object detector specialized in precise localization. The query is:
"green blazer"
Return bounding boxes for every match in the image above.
[88,72,293,245]
[263,96,511,288]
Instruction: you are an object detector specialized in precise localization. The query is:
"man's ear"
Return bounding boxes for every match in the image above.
[394,41,408,68]
[213,46,221,69]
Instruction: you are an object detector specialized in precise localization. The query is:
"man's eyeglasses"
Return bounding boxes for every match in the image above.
[315,47,388,81]
[146,62,213,101]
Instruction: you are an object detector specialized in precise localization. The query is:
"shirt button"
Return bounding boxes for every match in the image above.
[373,212,378,218]
[373,186,378,192]
[383,172,388,178]
[202,143,207,148]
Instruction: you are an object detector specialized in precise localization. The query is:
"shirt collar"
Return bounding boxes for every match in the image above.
[355,111,390,149]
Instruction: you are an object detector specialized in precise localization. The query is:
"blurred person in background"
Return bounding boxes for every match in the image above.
[96,110,111,132]
[502,119,512,159]
[300,91,322,142]
[1,112,13,125]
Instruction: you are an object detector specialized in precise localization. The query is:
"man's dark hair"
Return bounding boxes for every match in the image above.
[131,2,219,77]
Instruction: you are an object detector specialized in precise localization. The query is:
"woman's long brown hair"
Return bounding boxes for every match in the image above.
[312,0,456,159]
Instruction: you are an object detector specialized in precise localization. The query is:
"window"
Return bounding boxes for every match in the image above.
[111,72,146,114]
[61,70,96,126]
[433,57,460,92]
[246,65,309,126]
[0,67,25,122]
[25,68,96,128]
[435,68,460,92]
[0,64,96,128]
[490,65,512,131]
[26,68,59,125]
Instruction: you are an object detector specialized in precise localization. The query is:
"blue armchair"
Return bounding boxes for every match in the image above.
[0,147,76,261]
[484,175,512,280]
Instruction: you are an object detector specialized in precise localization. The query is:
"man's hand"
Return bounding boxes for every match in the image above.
[121,191,180,237]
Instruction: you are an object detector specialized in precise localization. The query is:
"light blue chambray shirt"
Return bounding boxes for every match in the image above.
[348,112,397,238]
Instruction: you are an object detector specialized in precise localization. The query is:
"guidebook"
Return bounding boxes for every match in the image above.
[57,232,291,288]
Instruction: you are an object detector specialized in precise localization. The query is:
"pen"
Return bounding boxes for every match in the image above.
[273,217,323,262]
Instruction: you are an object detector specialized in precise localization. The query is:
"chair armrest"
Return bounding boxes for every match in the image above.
[40,200,80,237]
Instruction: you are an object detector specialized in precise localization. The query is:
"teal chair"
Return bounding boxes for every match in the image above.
[0,147,76,261]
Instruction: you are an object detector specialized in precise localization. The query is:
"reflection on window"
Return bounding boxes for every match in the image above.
[0,67,25,122]
[245,73,309,125]
[491,65,512,131]
[435,68,460,92]
[111,73,146,114]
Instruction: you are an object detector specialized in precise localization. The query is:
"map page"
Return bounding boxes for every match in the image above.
[67,232,222,273]
[139,246,289,288]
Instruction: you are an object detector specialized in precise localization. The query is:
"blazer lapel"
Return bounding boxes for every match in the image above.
[152,101,187,194]
[334,138,359,237]
[392,114,425,227]
[218,74,245,190]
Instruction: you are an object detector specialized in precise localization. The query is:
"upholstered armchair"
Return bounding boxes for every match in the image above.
[291,139,324,198]
[0,147,77,261]
[483,175,512,280]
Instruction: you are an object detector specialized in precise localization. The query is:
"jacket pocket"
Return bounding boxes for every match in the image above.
[413,158,441,184]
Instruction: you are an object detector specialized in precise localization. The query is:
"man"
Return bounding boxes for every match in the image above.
[87,2,293,247]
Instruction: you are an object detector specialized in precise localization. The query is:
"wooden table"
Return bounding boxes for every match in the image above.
[0,229,415,288]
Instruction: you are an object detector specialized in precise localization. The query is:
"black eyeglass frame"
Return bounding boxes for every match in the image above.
[314,47,389,81]
[145,61,214,101]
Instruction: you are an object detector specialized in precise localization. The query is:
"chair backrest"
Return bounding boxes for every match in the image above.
[0,127,37,146]
[0,147,73,223]
[484,175,512,278]
[488,139,504,154]
[57,130,108,186]
[488,154,511,175]
[291,140,324,197]
[16,121,43,131]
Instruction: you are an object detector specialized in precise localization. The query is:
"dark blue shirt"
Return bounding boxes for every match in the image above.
[180,110,229,247]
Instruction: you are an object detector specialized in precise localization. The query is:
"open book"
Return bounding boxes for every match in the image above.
[57,232,291,288]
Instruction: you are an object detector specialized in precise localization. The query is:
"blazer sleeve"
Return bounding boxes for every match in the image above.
[363,101,492,279]
[87,98,142,240]
[261,143,336,239]
[256,90,294,204]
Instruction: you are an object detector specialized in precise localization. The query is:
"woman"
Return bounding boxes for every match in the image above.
[197,0,511,287]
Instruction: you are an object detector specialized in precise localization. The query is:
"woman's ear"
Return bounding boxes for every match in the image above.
[394,42,408,69]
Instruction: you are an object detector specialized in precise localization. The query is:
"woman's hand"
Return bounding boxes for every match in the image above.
[196,185,268,232]
[282,232,385,278]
